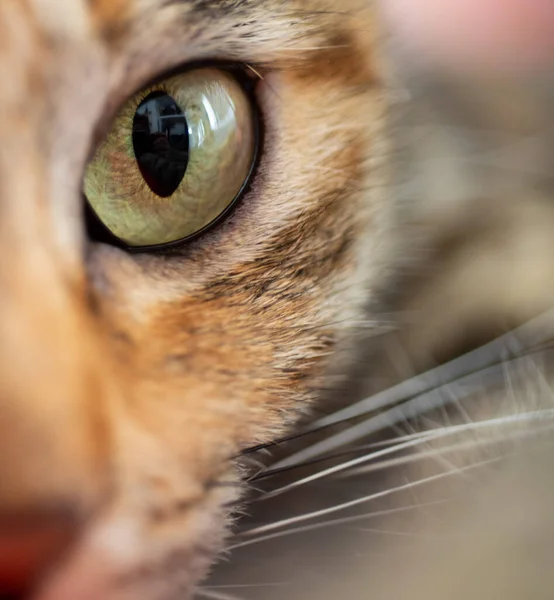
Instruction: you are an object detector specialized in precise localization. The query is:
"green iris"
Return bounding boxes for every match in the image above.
[84,68,257,248]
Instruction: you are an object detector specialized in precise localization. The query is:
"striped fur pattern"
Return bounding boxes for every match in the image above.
[2,1,554,599]
[204,48,554,600]
[0,1,390,599]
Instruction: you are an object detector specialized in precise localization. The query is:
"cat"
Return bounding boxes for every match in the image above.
[1,1,554,600]
[204,25,554,600]
[0,1,390,599]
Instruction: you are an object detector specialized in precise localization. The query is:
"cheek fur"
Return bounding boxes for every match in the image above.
[0,1,390,598]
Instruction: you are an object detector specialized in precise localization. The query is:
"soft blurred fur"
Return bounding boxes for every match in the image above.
[2,1,554,600]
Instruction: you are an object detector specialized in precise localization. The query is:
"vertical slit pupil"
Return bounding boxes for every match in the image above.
[132,91,189,198]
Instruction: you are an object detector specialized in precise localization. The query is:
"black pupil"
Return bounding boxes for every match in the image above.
[132,92,189,198]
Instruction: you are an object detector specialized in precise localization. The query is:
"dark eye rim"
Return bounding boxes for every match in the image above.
[85,61,263,254]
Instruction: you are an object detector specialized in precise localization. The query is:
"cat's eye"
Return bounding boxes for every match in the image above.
[84,67,259,249]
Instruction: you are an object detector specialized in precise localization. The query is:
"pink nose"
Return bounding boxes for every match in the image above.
[0,513,77,597]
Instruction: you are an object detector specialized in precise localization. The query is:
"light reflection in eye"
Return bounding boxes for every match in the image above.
[202,95,219,130]
[84,67,258,248]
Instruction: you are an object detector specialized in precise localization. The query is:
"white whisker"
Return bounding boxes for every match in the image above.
[320,311,553,424]
[346,422,554,478]
[259,409,554,499]
[202,583,290,589]
[234,457,500,546]
[196,589,244,600]
[265,351,554,471]
[339,437,500,478]
[228,501,444,551]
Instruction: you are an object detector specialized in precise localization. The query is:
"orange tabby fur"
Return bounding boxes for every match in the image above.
[0,1,390,598]
[4,2,553,599]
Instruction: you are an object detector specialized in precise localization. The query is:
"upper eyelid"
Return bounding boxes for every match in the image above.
[91,61,261,153]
